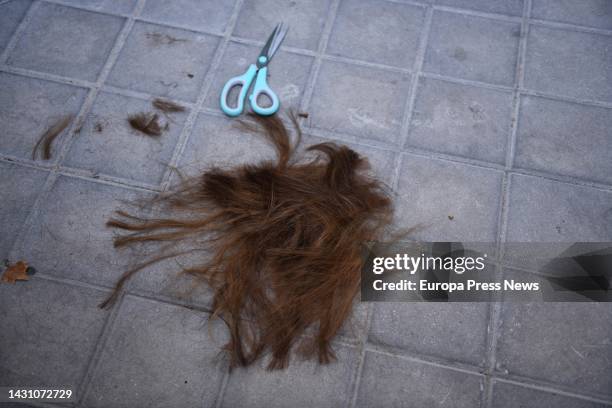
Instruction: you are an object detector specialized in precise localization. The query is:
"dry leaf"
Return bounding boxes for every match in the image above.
[1,261,29,284]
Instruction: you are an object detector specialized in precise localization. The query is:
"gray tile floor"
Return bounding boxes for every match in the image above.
[0,0,611,407]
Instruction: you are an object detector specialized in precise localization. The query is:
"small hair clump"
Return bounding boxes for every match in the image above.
[103,114,393,370]
[152,98,185,113]
[128,112,164,136]
[32,115,73,160]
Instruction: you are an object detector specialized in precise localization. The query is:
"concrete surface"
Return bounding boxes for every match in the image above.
[0,0,611,407]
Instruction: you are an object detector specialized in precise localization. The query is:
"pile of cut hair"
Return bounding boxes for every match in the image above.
[102,113,393,370]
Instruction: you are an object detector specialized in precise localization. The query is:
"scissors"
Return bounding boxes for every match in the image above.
[220,23,288,117]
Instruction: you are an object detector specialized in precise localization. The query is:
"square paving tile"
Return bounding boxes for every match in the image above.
[531,0,612,30]
[14,176,152,287]
[395,154,503,242]
[63,92,187,185]
[356,351,483,407]
[141,0,236,34]
[514,96,612,185]
[505,174,612,242]
[83,295,228,408]
[57,0,138,15]
[0,278,109,389]
[524,26,612,103]
[496,302,612,396]
[424,11,521,86]
[370,302,490,366]
[0,0,31,53]
[220,344,359,408]
[326,0,425,68]
[407,77,513,164]
[309,60,411,144]
[233,0,331,51]
[0,73,87,161]
[107,21,219,102]
[435,0,524,16]
[491,381,609,408]
[0,163,47,260]
[6,3,125,81]
[203,41,313,112]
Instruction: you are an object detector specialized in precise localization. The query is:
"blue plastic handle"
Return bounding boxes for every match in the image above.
[248,66,280,116]
[220,64,257,117]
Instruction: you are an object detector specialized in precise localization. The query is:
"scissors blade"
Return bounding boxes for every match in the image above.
[267,22,287,61]
[257,24,280,66]
[257,23,288,66]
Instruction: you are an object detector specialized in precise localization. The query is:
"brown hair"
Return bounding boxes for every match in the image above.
[32,115,73,160]
[103,113,393,369]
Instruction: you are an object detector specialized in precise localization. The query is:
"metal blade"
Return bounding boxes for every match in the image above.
[267,22,288,61]
[257,24,280,66]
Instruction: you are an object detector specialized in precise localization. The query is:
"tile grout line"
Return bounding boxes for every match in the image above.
[420,71,513,93]
[389,3,434,230]
[517,87,612,109]
[528,17,612,37]
[38,0,133,18]
[432,4,522,22]
[213,368,231,408]
[365,339,612,404]
[399,5,434,151]
[484,0,532,406]
[0,64,95,88]
[497,0,532,258]
[100,83,196,107]
[347,303,374,408]
[53,165,162,192]
[492,376,612,406]
[480,264,503,408]
[157,0,246,193]
[320,52,414,75]
[0,154,162,192]
[75,293,128,407]
[365,341,487,376]
[228,35,317,57]
[297,0,342,114]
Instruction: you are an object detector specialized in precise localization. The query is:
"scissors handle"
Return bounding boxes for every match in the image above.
[220,64,257,117]
[249,66,279,116]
